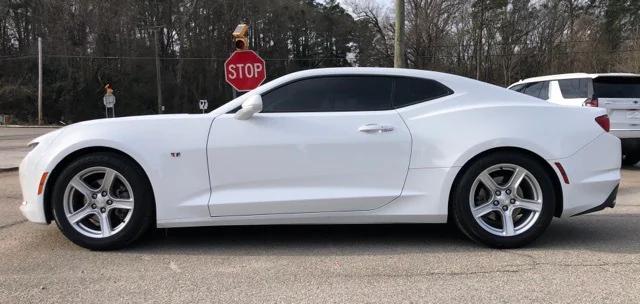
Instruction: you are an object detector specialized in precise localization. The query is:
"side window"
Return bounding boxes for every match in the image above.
[331,77,394,111]
[522,82,544,98]
[394,77,453,108]
[261,76,393,113]
[262,78,333,113]
[558,78,589,98]
[509,84,526,92]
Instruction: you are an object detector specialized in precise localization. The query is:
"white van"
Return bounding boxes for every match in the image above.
[508,73,640,165]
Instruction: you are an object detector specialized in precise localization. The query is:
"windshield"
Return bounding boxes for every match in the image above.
[593,76,640,98]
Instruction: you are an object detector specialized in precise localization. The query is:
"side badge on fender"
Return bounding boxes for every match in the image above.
[170,152,181,158]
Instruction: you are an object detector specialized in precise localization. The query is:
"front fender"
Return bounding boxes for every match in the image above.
[34,115,214,223]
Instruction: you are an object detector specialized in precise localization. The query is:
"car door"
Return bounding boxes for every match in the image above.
[207,76,412,217]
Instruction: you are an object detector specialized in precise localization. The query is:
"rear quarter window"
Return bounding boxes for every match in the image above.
[393,77,453,108]
[558,78,590,98]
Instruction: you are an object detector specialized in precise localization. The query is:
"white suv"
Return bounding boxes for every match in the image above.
[508,73,640,165]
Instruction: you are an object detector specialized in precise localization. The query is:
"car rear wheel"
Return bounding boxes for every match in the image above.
[51,152,154,250]
[451,152,556,248]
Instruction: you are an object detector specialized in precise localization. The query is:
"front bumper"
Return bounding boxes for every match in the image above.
[19,200,47,223]
[18,146,49,224]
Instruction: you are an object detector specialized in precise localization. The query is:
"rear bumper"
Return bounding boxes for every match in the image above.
[552,133,621,217]
[572,185,618,216]
[611,129,640,139]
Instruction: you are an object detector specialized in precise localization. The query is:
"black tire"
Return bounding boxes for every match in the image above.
[451,152,556,248]
[622,153,640,166]
[51,152,154,250]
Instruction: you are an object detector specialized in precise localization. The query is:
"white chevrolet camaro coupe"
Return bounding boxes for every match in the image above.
[19,68,621,250]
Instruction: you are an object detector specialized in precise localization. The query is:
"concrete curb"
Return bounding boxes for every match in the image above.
[0,125,62,129]
[0,167,18,173]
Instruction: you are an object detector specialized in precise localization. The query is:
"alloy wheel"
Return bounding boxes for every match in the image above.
[63,167,135,238]
[468,164,543,237]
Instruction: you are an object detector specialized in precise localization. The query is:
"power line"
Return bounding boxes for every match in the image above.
[34,47,640,62]
[0,55,37,61]
[42,54,351,61]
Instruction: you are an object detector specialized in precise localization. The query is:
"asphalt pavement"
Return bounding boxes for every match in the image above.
[0,127,58,171]
[0,128,639,303]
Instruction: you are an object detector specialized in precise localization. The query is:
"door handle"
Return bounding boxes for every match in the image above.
[358,124,394,133]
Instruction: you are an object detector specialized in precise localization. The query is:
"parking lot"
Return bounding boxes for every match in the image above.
[1,127,639,303]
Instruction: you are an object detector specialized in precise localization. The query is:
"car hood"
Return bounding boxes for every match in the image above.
[47,113,214,146]
[71,114,196,128]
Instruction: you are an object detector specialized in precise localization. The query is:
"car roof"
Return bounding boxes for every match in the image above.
[256,67,483,95]
[280,67,461,82]
[508,73,640,88]
[211,67,545,115]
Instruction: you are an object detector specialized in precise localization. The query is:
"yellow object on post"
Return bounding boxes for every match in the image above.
[105,84,114,96]
[232,23,249,50]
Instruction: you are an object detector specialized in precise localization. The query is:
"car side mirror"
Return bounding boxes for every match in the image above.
[234,95,263,120]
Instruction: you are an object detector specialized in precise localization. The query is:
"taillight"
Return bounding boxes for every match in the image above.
[583,98,599,107]
[595,115,610,132]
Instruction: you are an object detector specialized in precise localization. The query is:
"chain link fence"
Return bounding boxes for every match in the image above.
[0,55,351,124]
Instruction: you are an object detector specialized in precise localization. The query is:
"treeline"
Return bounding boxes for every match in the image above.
[0,0,639,123]
[352,0,640,85]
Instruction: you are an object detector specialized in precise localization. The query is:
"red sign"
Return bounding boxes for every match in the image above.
[224,50,267,92]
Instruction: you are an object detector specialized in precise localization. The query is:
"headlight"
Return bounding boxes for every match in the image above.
[26,128,62,152]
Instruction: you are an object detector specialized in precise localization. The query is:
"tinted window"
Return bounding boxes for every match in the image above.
[538,81,549,99]
[522,82,544,98]
[262,76,393,112]
[262,77,332,112]
[509,84,526,92]
[332,77,393,111]
[394,77,453,107]
[593,77,640,98]
[558,78,589,98]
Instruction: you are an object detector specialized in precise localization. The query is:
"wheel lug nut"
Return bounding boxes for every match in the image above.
[91,193,97,199]
[493,200,500,206]
[107,200,113,205]
[502,205,509,211]
[91,204,97,209]
[101,191,107,197]
[100,207,106,213]
[510,199,516,204]
[495,190,501,196]
[505,189,512,195]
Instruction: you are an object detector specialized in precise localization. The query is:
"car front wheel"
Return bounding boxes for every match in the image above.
[51,152,154,250]
[451,152,556,248]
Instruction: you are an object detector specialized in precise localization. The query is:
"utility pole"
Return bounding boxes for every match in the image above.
[153,28,163,114]
[394,0,406,68]
[37,37,43,125]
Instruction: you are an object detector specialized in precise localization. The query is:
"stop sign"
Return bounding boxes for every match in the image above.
[224,50,267,92]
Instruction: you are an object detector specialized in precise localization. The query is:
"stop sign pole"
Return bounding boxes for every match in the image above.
[225,50,267,94]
